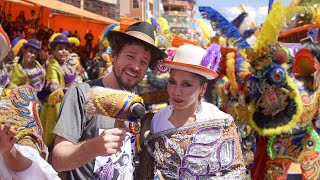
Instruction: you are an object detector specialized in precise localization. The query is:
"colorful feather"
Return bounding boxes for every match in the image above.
[11,36,22,50]
[103,24,119,38]
[68,37,80,47]
[49,33,62,43]
[195,19,211,41]
[226,52,238,91]
[12,39,27,56]
[100,24,120,48]
[157,17,170,34]
[255,2,308,52]
[150,18,160,31]
[201,43,221,72]
[235,52,251,89]
[199,6,250,49]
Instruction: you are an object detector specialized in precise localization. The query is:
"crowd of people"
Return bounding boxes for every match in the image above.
[0,9,99,70]
[0,2,320,180]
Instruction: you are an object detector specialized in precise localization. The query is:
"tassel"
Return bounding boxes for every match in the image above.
[136,134,141,152]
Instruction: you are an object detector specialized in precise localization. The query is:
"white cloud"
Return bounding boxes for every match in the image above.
[221,6,242,21]
[221,5,269,25]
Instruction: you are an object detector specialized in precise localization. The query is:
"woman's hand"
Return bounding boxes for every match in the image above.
[0,124,17,155]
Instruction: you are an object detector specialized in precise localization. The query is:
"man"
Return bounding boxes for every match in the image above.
[85,30,94,55]
[51,22,167,179]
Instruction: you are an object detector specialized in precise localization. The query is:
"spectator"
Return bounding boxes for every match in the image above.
[84,30,94,53]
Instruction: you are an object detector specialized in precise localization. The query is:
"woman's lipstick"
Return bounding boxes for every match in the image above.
[172,98,184,103]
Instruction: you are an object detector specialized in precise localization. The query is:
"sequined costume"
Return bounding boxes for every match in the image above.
[137,103,246,179]
[8,60,46,100]
[254,47,320,180]
[40,57,77,150]
[0,85,59,179]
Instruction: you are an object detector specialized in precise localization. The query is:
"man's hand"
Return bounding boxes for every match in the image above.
[0,124,17,155]
[92,128,126,156]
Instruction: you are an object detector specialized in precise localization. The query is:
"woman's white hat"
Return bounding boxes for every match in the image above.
[163,44,220,79]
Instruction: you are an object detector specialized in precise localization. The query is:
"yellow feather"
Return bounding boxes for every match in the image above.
[49,33,62,43]
[195,19,211,40]
[101,40,109,48]
[219,37,226,45]
[12,39,27,56]
[226,52,238,91]
[314,5,320,21]
[239,61,251,79]
[113,26,120,31]
[68,37,80,47]
[146,18,152,25]
[157,17,170,34]
[255,2,307,52]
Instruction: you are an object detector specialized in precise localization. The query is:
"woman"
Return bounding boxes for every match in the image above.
[8,38,46,100]
[40,33,78,150]
[0,26,59,180]
[137,44,246,179]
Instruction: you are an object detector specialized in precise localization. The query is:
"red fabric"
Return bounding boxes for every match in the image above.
[1,0,50,27]
[251,136,270,180]
[49,14,108,46]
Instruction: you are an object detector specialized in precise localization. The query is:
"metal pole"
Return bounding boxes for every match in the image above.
[80,0,84,10]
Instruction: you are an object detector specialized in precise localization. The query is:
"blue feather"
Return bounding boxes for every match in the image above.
[103,24,119,38]
[150,18,160,31]
[235,52,245,86]
[199,6,250,49]
[11,36,22,49]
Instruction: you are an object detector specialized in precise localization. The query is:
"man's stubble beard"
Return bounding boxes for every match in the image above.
[113,66,136,91]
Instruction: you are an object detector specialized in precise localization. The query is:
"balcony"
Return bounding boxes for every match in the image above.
[162,0,191,8]
[165,10,190,17]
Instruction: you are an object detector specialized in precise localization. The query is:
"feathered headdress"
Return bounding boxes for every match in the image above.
[255,2,308,52]
[100,24,120,48]
[49,33,80,49]
[201,43,221,72]
[11,39,27,56]
[199,6,250,49]
[146,17,173,49]
[195,19,212,41]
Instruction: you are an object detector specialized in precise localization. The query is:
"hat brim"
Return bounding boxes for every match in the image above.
[23,43,41,51]
[108,31,168,61]
[49,41,72,49]
[163,60,218,80]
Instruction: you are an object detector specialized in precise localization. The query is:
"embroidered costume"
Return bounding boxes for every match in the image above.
[0,85,59,179]
[40,57,77,149]
[9,60,46,99]
[142,103,246,179]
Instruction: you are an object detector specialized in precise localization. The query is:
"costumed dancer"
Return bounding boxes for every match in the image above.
[136,44,246,179]
[0,25,59,180]
[40,33,80,150]
[220,2,320,179]
[67,52,87,83]
[86,24,120,80]
[8,38,47,101]
[199,6,257,175]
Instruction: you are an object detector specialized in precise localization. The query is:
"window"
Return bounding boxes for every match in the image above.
[133,0,139,8]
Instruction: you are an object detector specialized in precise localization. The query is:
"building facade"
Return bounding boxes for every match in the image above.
[120,0,161,21]
[162,0,195,39]
[58,0,120,20]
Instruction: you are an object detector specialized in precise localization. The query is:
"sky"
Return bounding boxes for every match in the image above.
[194,0,292,25]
